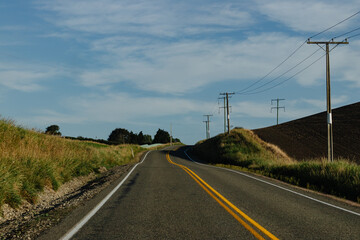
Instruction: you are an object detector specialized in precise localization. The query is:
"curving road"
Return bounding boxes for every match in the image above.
[40,146,360,239]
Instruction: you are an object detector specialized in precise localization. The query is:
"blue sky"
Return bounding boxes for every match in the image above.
[0,0,359,144]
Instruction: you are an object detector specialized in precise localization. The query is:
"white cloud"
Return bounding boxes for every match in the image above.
[36,0,253,37]
[255,0,359,33]
[299,99,324,109]
[78,32,360,95]
[35,0,360,96]
[0,71,45,92]
[28,109,85,125]
[232,101,273,118]
[287,95,348,113]
[81,33,319,94]
[0,62,68,92]
[295,39,360,87]
[28,92,215,125]
[331,39,360,87]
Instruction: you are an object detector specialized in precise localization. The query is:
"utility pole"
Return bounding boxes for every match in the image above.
[203,114,213,139]
[170,123,172,146]
[307,39,349,162]
[220,92,235,134]
[218,97,226,133]
[271,98,285,125]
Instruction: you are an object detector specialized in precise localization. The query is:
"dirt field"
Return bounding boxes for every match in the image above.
[253,102,360,163]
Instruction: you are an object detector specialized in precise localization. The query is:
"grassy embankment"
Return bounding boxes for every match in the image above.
[192,128,360,203]
[0,119,143,210]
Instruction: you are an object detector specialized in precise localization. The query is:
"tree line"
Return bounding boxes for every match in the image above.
[45,125,180,145]
[108,128,180,145]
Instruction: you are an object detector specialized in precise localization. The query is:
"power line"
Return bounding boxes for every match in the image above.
[233,11,360,97]
[332,26,360,40]
[236,11,359,95]
[241,53,326,95]
[236,40,307,94]
[238,47,323,95]
[347,32,360,40]
[309,10,360,39]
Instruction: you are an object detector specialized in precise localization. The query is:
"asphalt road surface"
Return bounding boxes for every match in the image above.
[41,146,360,239]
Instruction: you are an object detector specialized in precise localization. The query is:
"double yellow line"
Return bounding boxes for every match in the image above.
[166,151,279,240]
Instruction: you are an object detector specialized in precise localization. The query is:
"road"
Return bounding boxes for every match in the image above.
[41,146,360,239]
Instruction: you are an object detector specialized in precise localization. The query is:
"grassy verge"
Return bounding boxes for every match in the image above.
[0,119,143,209]
[191,128,360,203]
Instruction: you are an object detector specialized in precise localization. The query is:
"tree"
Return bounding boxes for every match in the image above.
[137,131,153,145]
[129,131,138,144]
[137,131,145,145]
[108,128,130,144]
[143,134,153,144]
[108,128,154,145]
[45,125,61,136]
[153,128,170,143]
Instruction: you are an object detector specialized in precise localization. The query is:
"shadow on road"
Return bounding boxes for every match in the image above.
[162,145,208,164]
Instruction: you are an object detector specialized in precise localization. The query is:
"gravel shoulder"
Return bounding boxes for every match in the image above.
[0,163,135,239]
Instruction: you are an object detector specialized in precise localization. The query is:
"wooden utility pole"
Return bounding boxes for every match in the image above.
[307,40,349,162]
[203,114,213,139]
[170,123,172,146]
[271,98,285,125]
[218,97,226,133]
[220,92,235,134]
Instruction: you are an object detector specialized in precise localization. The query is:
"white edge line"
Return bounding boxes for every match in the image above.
[184,149,360,217]
[60,151,152,240]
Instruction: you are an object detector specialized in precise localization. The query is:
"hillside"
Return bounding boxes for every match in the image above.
[191,128,360,203]
[0,119,142,210]
[192,128,291,166]
[253,102,360,163]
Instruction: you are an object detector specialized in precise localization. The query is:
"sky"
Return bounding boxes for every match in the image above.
[0,0,359,144]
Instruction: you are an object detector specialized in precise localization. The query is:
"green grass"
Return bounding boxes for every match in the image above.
[192,128,360,203]
[0,119,143,209]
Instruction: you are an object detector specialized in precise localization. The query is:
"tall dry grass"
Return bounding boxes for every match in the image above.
[192,128,360,203]
[0,119,142,209]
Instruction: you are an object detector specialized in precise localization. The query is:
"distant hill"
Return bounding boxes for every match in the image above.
[253,102,360,163]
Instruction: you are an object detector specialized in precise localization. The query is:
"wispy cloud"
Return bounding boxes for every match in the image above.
[0,71,45,92]
[27,92,215,125]
[0,62,64,92]
[35,0,360,96]
[36,0,253,37]
[255,0,359,34]
[81,34,319,94]
[65,92,214,121]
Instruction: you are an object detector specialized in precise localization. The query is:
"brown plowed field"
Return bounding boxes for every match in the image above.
[253,102,360,163]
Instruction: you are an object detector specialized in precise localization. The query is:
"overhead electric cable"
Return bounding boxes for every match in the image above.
[238,47,323,94]
[236,11,360,95]
[236,40,307,94]
[242,53,326,95]
[232,10,359,97]
[332,26,360,40]
[347,32,360,39]
[309,10,360,39]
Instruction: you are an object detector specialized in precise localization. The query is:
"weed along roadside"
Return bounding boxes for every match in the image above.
[191,128,360,203]
[0,119,144,217]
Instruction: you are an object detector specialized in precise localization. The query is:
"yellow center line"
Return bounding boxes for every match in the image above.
[166,151,279,240]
